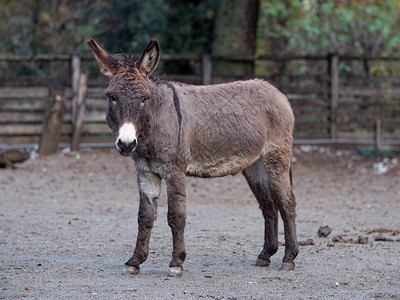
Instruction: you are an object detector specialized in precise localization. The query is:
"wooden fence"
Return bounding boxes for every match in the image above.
[0,54,399,151]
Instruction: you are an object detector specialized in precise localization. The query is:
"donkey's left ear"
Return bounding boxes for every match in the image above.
[137,38,160,77]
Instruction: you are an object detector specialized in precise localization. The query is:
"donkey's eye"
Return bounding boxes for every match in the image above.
[140,98,147,104]
[109,96,117,104]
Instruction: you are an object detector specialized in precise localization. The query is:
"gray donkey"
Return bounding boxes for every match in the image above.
[87,38,299,276]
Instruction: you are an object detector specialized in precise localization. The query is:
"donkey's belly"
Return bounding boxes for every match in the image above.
[186,156,256,178]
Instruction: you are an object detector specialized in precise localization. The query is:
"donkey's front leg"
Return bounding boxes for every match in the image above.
[125,171,161,275]
[166,169,187,276]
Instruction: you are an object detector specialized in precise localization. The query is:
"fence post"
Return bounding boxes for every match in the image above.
[329,54,339,140]
[71,54,81,130]
[71,71,88,151]
[201,54,212,85]
[70,55,88,151]
[375,118,381,156]
[38,83,65,155]
[71,55,81,100]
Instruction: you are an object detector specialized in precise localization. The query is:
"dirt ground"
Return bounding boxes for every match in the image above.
[1,146,399,299]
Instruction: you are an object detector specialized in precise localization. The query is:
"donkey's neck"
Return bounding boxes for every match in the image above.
[146,79,183,121]
[135,80,183,158]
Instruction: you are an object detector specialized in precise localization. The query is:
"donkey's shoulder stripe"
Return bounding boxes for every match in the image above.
[166,82,182,146]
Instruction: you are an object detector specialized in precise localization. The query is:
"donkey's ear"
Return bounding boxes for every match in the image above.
[137,38,160,77]
[87,38,119,76]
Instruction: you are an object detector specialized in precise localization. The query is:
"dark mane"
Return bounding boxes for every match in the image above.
[113,52,166,83]
[113,52,140,67]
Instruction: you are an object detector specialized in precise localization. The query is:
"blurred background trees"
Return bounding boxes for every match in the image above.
[0,0,399,75]
[212,0,259,75]
[257,0,400,57]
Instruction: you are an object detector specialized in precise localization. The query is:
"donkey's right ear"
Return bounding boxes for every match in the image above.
[87,38,119,76]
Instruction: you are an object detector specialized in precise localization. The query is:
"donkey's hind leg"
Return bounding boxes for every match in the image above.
[243,158,279,267]
[166,169,187,277]
[262,147,299,270]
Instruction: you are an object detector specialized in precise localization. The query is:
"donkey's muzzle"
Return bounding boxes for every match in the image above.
[116,138,137,156]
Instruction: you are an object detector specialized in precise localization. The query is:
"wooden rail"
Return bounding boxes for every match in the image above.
[0,53,399,151]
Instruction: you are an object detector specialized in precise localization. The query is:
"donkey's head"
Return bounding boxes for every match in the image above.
[87,38,160,156]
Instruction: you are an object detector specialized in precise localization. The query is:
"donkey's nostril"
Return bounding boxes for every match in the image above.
[116,138,125,150]
[130,139,137,149]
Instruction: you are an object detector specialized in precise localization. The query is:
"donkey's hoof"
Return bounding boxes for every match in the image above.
[125,265,140,275]
[280,262,295,271]
[256,257,271,267]
[168,267,183,277]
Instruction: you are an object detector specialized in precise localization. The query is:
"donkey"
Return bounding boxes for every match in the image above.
[87,38,299,276]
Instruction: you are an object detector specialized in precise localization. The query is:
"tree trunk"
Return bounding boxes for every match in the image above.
[38,84,65,155]
[212,0,259,76]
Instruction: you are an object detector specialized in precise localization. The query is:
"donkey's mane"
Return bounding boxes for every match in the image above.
[114,52,140,67]
[112,52,166,83]
[113,52,193,86]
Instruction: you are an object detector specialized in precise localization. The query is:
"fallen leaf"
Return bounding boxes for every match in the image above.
[299,239,315,246]
[357,236,368,244]
[375,235,394,242]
